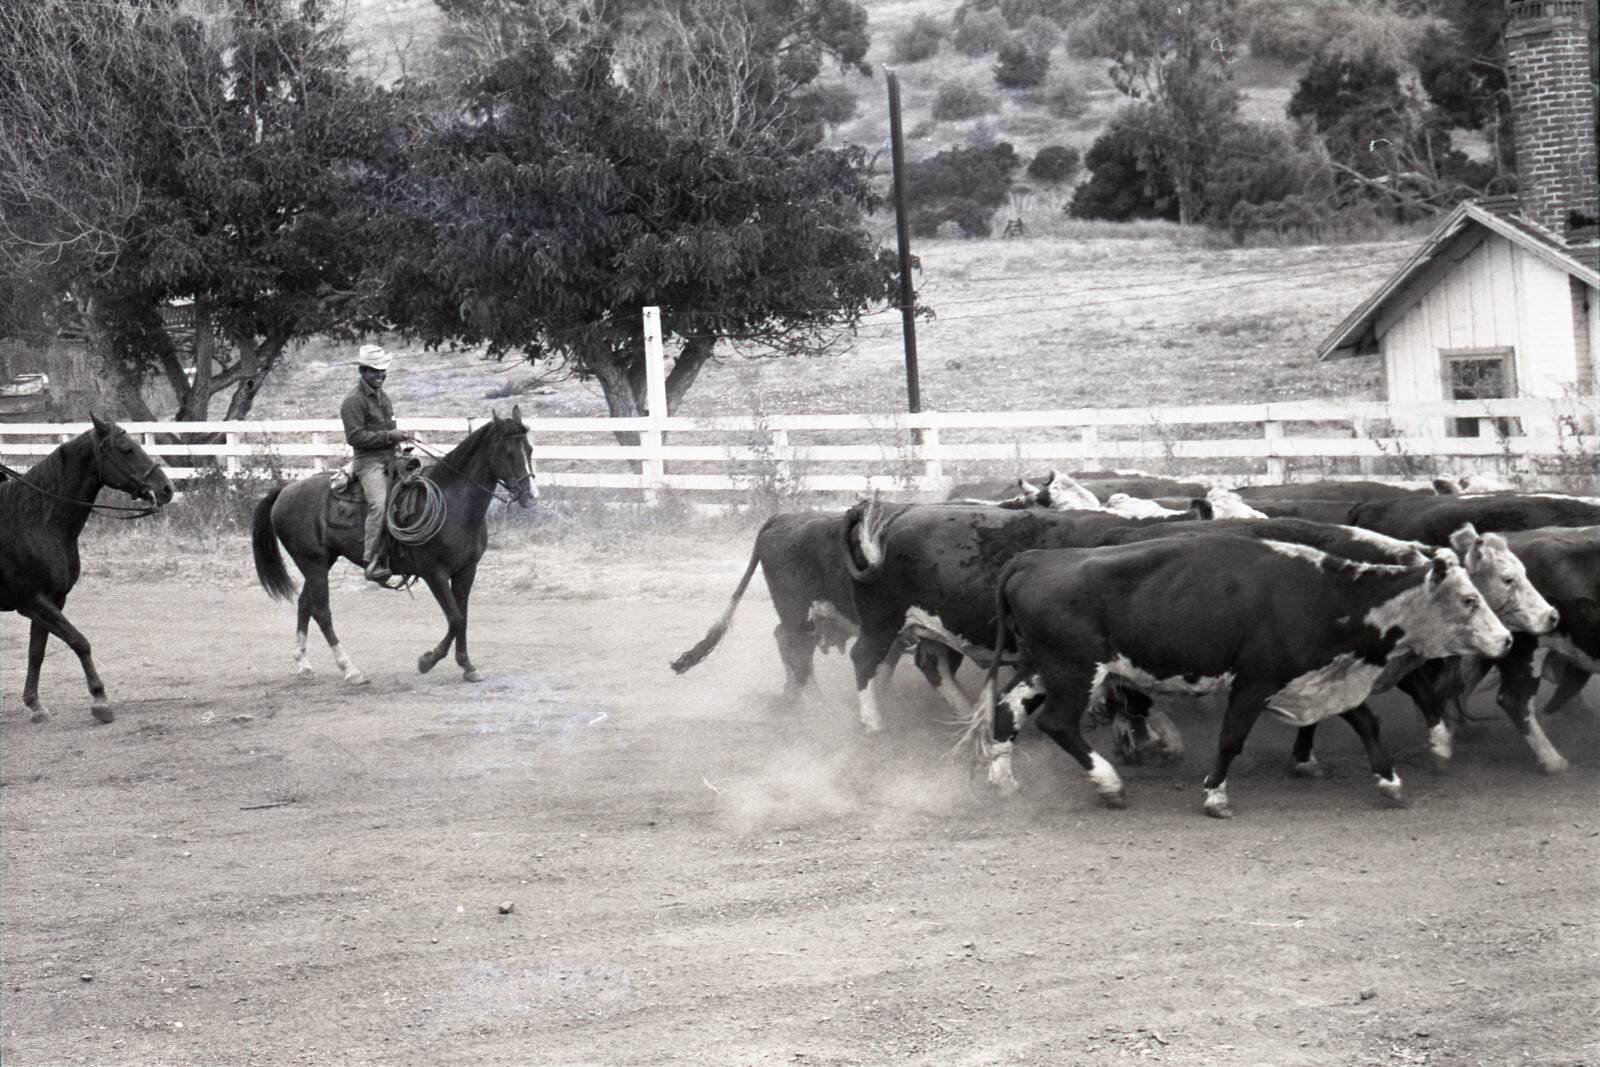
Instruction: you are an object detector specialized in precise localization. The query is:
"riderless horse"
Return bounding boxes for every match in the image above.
[0,415,173,722]
[251,408,536,685]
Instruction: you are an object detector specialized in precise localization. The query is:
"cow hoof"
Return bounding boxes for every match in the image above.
[418,653,438,675]
[28,709,49,724]
[1098,789,1128,810]
[463,668,485,684]
[1288,758,1330,779]
[1539,757,1571,776]
[344,671,369,687]
[91,704,114,724]
[1374,776,1407,808]
[1204,802,1234,819]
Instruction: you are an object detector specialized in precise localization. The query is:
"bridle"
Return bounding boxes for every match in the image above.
[406,426,535,505]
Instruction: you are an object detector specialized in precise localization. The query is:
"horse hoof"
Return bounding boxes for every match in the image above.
[1204,802,1234,819]
[91,705,114,724]
[418,654,437,675]
[1289,759,1330,779]
[345,672,369,687]
[463,668,485,684]
[29,709,49,724]
[1539,757,1571,776]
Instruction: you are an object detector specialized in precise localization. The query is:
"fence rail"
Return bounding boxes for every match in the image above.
[1,396,1592,495]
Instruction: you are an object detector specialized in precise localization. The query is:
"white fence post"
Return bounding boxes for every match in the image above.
[642,307,668,501]
[1263,420,1285,481]
[920,426,942,488]
[226,430,241,477]
[770,427,791,491]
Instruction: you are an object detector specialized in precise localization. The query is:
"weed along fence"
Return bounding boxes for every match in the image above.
[1,396,1593,498]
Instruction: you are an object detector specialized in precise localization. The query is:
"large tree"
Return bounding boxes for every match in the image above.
[1076,0,1242,225]
[1,0,395,421]
[377,43,895,422]
[382,0,894,422]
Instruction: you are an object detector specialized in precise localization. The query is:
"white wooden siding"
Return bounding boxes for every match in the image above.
[1378,233,1591,434]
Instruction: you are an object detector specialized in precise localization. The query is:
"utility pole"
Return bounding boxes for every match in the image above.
[886,70,921,426]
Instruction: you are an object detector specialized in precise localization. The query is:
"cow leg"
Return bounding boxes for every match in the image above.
[1396,662,1461,769]
[1495,635,1568,774]
[1109,687,1182,765]
[849,624,905,733]
[1540,655,1593,718]
[919,645,976,717]
[1336,704,1405,806]
[299,566,365,686]
[982,673,1045,795]
[449,565,483,683]
[1202,683,1277,819]
[1289,725,1332,778]
[1032,672,1126,809]
[20,594,111,723]
[774,621,817,696]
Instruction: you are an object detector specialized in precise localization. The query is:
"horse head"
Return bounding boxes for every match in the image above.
[490,405,537,507]
[90,414,174,508]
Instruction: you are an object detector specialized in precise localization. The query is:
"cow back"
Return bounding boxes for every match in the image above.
[1348,494,1600,545]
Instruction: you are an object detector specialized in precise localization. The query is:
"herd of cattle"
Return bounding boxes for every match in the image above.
[673,470,1599,818]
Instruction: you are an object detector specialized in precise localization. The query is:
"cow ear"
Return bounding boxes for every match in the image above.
[1432,477,1461,495]
[1191,498,1214,521]
[1449,524,1479,560]
[1429,553,1454,584]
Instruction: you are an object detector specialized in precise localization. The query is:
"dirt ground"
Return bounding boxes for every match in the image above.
[3,527,1597,1067]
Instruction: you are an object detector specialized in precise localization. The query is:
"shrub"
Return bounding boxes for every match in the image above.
[1068,122,1178,222]
[931,81,999,122]
[904,141,1021,237]
[798,81,858,127]
[1039,76,1090,120]
[994,43,1050,89]
[1017,14,1061,53]
[891,15,947,64]
[1027,144,1080,184]
[952,8,1011,56]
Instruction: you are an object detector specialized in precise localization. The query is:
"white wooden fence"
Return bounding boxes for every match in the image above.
[1,396,1592,496]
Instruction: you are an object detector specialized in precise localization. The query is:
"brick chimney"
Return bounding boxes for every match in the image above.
[1503,0,1599,240]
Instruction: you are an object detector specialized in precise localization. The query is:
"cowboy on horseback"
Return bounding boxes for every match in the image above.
[341,344,410,584]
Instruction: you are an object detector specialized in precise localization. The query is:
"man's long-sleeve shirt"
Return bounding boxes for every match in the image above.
[340,380,401,459]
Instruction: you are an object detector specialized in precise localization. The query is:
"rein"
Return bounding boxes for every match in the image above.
[0,459,161,519]
[407,436,531,505]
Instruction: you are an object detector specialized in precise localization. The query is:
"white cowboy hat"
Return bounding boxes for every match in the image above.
[355,344,392,372]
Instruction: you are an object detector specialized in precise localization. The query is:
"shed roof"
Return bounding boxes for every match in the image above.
[1316,201,1600,360]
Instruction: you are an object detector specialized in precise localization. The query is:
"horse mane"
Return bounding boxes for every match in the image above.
[0,431,90,523]
[433,414,523,471]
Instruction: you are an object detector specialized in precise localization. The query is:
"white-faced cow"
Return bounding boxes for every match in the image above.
[1091,517,1558,773]
[978,535,1513,818]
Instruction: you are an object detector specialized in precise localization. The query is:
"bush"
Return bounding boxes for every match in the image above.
[931,81,999,122]
[1068,122,1178,222]
[892,15,947,64]
[1018,14,1061,53]
[994,43,1050,89]
[797,81,858,127]
[1027,144,1080,184]
[1039,76,1090,120]
[952,8,1011,55]
[904,141,1021,237]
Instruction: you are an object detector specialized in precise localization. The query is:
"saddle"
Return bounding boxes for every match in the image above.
[325,454,426,532]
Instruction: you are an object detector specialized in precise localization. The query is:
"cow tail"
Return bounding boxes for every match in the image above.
[842,492,891,583]
[670,539,763,674]
[963,560,1017,760]
[252,486,298,602]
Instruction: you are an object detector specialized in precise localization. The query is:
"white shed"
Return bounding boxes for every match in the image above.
[1318,201,1599,438]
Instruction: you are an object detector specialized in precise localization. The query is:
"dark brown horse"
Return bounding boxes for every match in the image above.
[1,415,174,722]
[251,408,535,685]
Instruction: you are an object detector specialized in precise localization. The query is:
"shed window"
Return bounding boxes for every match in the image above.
[1442,348,1518,437]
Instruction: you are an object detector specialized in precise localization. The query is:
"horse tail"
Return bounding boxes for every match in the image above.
[252,486,298,602]
[670,535,765,674]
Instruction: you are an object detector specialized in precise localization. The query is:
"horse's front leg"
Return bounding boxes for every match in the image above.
[417,570,478,682]
[449,564,481,683]
[23,618,51,722]
[22,594,111,723]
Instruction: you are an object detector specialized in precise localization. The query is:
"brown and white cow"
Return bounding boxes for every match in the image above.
[979,534,1513,818]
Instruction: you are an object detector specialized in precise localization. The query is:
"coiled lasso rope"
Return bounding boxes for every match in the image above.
[386,477,447,544]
